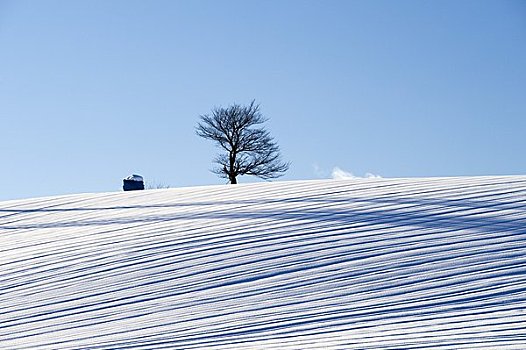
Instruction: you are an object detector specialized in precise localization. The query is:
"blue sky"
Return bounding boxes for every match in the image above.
[1,0,525,200]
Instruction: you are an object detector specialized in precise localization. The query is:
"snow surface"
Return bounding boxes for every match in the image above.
[1,176,525,349]
[124,174,144,182]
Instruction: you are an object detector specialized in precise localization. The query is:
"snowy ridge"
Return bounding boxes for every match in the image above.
[1,176,525,349]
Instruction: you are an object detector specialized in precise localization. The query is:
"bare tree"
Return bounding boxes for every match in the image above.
[196,100,289,184]
[145,182,171,190]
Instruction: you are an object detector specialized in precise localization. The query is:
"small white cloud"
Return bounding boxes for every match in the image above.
[331,167,357,180]
[365,172,382,179]
[331,167,382,180]
[312,163,329,178]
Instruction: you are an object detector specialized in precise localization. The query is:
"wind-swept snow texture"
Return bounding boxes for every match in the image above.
[1,177,526,349]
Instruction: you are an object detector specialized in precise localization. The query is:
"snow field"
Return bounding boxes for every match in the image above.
[1,176,525,349]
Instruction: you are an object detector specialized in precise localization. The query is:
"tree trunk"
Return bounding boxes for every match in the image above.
[229,150,237,184]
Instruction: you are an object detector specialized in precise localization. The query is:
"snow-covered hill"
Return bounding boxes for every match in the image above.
[1,176,525,349]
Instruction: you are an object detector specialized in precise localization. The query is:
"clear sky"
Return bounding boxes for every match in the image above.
[1,0,525,200]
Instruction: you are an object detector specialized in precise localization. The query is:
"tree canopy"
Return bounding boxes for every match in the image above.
[196,100,289,184]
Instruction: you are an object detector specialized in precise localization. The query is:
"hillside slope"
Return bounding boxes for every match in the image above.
[1,177,525,349]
